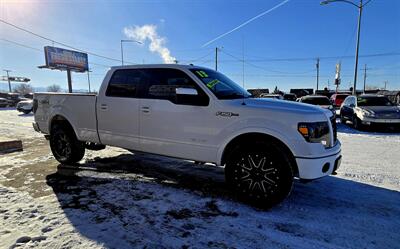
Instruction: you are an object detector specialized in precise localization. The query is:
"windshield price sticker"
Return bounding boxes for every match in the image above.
[195,71,209,78]
[207,79,219,89]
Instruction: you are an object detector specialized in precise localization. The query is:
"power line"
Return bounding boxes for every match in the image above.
[0,19,136,64]
[180,50,213,64]
[0,38,42,52]
[220,48,400,62]
[221,50,315,74]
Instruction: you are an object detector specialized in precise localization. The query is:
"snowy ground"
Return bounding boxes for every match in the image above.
[0,108,399,249]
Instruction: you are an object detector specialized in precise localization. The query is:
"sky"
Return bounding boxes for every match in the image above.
[0,0,399,92]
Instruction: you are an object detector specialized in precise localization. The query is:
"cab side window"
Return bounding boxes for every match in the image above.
[140,68,209,106]
[106,69,141,98]
[343,97,350,106]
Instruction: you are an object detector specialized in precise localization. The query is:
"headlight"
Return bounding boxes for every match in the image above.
[298,122,330,147]
[361,109,375,118]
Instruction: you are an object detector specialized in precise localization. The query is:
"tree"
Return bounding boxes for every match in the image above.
[13,84,33,95]
[47,84,62,92]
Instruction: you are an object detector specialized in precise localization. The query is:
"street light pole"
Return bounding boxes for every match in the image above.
[120,39,142,66]
[321,0,372,96]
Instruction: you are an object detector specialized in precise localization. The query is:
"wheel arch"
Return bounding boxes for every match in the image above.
[220,132,299,177]
[49,114,76,136]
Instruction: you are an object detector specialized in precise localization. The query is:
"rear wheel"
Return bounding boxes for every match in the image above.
[352,115,363,130]
[225,139,294,209]
[50,124,85,164]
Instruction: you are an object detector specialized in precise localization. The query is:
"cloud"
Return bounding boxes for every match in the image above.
[124,24,176,64]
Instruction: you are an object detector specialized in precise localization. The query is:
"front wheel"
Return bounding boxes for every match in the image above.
[352,115,363,130]
[340,113,346,124]
[225,139,294,209]
[50,124,85,164]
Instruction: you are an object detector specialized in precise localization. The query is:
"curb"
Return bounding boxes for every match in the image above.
[0,140,23,154]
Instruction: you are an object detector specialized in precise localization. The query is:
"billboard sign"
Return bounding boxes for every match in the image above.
[44,46,88,72]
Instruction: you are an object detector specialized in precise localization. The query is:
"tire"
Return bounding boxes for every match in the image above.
[22,110,31,114]
[352,115,363,130]
[340,113,346,124]
[225,139,294,209]
[50,123,85,164]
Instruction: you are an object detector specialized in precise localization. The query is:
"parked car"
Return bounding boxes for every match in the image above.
[330,93,350,107]
[298,95,335,116]
[33,64,341,208]
[283,93,297,101]
[260,93,283,100]
[5,93,27,107]
[340,94,400,130]
[0,97,12,107]
[17,99,33,114]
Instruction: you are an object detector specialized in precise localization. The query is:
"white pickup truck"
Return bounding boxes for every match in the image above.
[33,64,341,207]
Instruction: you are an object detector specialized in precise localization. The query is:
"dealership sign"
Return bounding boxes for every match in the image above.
[44,46,88,72]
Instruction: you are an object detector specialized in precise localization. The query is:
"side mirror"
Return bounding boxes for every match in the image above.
[176,87,198,96]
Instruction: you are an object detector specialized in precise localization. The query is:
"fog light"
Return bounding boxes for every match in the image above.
[322,163,330,173]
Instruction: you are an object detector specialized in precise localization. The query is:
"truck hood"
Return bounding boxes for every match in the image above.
[240,98,332,117]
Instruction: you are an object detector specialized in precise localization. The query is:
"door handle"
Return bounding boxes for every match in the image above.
[100,104,108,110]
[141,106,150,113]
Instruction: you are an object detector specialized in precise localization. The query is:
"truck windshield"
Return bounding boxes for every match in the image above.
[190,69,252,99]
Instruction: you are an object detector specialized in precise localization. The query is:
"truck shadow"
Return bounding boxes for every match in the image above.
[46,153,400,248]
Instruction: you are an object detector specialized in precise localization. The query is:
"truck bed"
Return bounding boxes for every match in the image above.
[34,93,100,143]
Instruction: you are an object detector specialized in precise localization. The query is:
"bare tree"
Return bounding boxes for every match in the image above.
[47,84,62,92]
[365,85,381,91]
[13,84,33,95]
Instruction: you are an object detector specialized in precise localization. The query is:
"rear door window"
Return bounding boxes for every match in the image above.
[106,69,141,98]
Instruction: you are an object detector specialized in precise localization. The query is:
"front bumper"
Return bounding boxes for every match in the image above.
[17,106,32,112]
[360,117,400,124]
[295,143,342,180]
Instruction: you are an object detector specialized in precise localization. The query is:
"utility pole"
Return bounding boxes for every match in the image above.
[363,64,367,93]
[353,0,363,95]
[120,41,124,66]
[316,58,320,92]
[215,47,218,71]
[66,69,72,93]
[3,69,12,92]
[87,69,91,93]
